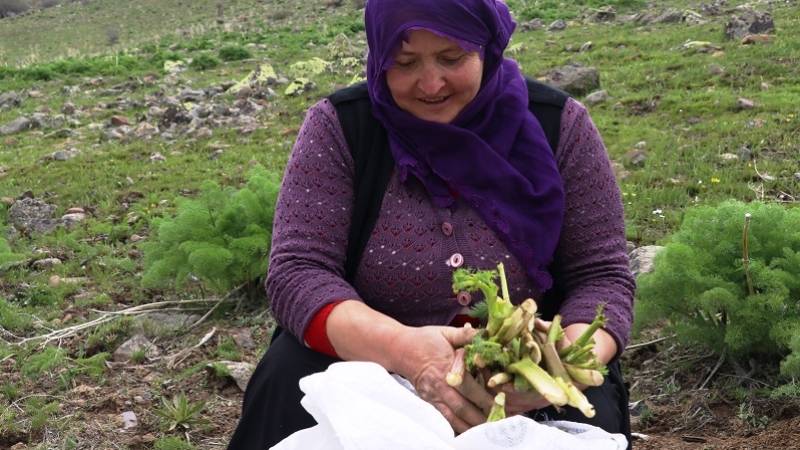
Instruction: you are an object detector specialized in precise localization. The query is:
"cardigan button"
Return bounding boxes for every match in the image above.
[441,222,453,236]
[448,253,464,268]
[456,291,472,306]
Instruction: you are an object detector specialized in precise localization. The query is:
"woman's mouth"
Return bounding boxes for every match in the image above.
[420,96,448,104]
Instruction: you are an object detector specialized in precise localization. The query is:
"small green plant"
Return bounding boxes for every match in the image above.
[213,338,241,361]
[218,45,253,62]
[154,436,198,450]
[85,316,134,354]
[72,352,110,378]
[1,382,20,401]
[737,402,769,430]
[207,361,232,378]
[25,396,62,432]
[153,392,209,431]
[0,234,25,267]
[634,200,800,379]
[130,348,148,364]
[188,54,221,71]
[21,347,68,379]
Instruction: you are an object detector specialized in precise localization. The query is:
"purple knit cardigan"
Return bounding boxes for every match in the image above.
[266,97,636,358]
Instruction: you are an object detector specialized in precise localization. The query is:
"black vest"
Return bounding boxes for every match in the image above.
[327,79,569,283]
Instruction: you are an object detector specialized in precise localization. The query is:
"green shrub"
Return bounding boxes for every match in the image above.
[20,66,56,81]
[634,200,800,377]
[181,38,215,51]
[150,50,184,67]
[218,45,253,62]
[141,167,280,294]
[189,54,221,71]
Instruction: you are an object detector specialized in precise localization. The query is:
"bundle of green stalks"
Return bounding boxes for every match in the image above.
[447,263,609,421]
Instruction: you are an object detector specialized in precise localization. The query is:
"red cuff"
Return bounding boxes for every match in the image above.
[304,301,345,358]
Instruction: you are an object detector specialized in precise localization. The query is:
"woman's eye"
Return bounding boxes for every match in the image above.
[441,55,465,65]
[394,60,415,68]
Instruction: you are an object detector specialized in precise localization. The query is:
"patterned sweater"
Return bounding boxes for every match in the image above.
[266,96,636,357]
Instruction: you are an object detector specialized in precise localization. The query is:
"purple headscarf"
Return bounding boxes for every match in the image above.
[364,0,565,291]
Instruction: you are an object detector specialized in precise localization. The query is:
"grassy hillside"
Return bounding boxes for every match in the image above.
[0,0,799,448]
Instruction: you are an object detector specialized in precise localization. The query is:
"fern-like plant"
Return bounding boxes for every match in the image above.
[141,167,280,294]
[633,200,800,377]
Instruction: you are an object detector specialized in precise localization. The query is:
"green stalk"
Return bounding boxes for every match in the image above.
[508,357,569,406]
[558,304,608,358]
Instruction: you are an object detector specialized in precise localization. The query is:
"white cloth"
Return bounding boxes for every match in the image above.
[271,361,628,450]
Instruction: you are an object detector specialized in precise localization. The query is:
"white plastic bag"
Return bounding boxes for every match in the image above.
[271,361,628,450]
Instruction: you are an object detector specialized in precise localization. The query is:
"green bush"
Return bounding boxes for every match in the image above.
[189,54,221,71]
[218,45,253,62]
[634,200,800,377]
[20,66,56,81]
[150,50,184,67]
[141,167,280,294]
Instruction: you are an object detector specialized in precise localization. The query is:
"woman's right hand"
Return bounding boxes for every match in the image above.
[393,325,495,434]
[325,301,494,433]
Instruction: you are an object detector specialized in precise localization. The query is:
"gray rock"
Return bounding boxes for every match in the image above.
[625,149,648,167]
[724,9,775,40]
[519,19,546,31]
[62,85,81,96]
[548,19,568,31]
[207,361,255,391]
[114,334,161,362]
[738,146,752,161]
[8,198,57,232]
[629,245,664,279]
[37,148,82,162]
[0,91,22,111]
[232,329,256,349]
[545,65,600,96]
[584,90,609,106]
[61,103,77,115]
[585,6,616,23]
[32,258,62,270]
[0,117,33,136]
[650,9,685,24]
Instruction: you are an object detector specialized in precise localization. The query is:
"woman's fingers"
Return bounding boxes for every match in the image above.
[456,370,494,413]
[416,371,487,432]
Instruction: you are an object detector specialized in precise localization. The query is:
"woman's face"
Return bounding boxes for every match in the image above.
[385,29,484,124]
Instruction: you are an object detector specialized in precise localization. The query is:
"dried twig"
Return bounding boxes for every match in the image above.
[698,348,727,390]
[9,298,224,348]
[626,334,676,351]
[189,281,248,330]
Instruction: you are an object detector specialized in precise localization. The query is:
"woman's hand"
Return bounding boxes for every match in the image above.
[325,301,494,433]
[393,325,495,434]
[483,318,618,415]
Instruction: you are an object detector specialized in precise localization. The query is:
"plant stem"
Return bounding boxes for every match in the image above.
[742,213,755,296]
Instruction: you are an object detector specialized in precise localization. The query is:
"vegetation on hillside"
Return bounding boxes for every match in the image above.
[0,0,799,447]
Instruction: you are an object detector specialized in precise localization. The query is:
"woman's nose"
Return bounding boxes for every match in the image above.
[418,66,445,94]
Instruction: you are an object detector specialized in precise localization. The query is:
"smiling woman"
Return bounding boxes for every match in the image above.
[227,0,635,448]
[386,29,484,123]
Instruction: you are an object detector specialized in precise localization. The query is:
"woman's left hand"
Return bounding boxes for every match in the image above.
[483,318,618,415]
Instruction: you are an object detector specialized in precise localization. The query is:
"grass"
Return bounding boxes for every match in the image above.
[0,0,799,445]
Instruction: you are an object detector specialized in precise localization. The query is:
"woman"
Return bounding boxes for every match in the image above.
[228,0,635,448]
